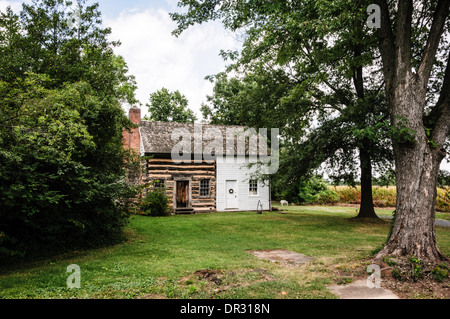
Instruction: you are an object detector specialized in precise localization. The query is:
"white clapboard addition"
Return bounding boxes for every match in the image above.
[216,156,271,212]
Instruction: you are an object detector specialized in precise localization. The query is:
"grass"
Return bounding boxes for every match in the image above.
[0,205,449,299]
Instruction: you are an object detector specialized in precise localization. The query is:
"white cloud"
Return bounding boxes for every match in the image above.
[0,0,28,13]
[1,1,240,121]
[103,7,240,120]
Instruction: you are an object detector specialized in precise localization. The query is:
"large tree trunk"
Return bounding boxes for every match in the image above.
[374,0,450,264]
[352,38,379,220]
[356,145,379,219]
[376,143,447,262]
[375,72,447,263]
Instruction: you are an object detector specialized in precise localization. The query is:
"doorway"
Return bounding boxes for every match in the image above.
[226,180,238,209]
[176,181,189,208]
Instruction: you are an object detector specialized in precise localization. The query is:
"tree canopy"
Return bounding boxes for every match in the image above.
[171,0,450,263]
[146,87,198,123]
[189,1,394,218]
[0,0,137,261]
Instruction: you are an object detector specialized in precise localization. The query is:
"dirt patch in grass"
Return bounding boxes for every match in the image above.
[382,276,450,299]
[378,260,450,299]
[247,250,314,266]
[194,269,224,286]
[179,268,277,297]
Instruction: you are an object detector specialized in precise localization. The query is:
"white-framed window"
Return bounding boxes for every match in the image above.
[200,179,211,197]
[249,180,258,196]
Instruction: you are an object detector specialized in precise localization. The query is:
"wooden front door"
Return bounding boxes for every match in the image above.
[176,181,189,208]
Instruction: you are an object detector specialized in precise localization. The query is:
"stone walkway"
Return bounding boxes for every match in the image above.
[248,249,401,299]
[328,280,399,299]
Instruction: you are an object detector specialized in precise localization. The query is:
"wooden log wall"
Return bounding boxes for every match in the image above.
[145,158,216,213]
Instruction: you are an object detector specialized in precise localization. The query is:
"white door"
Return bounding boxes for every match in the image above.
[226,180,238,209]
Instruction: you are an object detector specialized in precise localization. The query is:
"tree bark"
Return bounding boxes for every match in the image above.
[352,36,379,219]
[356,145,378,219]
[373,0,450,264]
[376,136,447,262]
[375,72,448,263]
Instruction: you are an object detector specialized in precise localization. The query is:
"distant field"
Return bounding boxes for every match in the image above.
[329,186,450,212]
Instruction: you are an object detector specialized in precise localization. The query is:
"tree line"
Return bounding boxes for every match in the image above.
[0,0,138,262]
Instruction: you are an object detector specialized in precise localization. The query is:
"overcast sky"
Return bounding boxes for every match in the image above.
[1,0,241,119]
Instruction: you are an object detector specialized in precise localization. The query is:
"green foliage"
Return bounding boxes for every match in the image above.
[0,76,133,261]
[298,176,339,205]
[373,169,396,187]
[179,1,394,214]
[382,256,397,267]
[273,175,339,205]
[438,170,450,187]
[0,1,138,262]
[145,88,197,123]
[432,264,449,283]
[391,268,404,282]
[407,256,424,281]
[389,257,449,283]
[140,189,170,217]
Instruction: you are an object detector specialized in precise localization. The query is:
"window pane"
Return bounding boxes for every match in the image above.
[200,179,210,196]
[249,180,258,195]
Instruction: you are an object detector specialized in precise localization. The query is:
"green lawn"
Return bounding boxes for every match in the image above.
[1,205,449,299]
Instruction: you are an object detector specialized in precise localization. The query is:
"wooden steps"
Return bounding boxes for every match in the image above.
[175,208,196,215]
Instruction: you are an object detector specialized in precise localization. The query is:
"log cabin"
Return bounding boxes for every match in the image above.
[123,107,272,214]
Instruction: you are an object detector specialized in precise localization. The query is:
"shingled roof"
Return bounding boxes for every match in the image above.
[139,121,269,156]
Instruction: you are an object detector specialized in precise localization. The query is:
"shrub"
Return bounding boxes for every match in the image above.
[298,176,339,205]
[0,81,134,263]
[315,189,340,205]
[140,190,170,216]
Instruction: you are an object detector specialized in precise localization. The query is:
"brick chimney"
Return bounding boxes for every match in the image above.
[123,107,141,154]
[129,107,141,126]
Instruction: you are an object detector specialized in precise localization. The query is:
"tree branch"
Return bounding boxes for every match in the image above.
[374,0,396,99]
[395,0,413,80]
[430,50,450,147]
[322,78,352,107]
[417,0,450,88]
